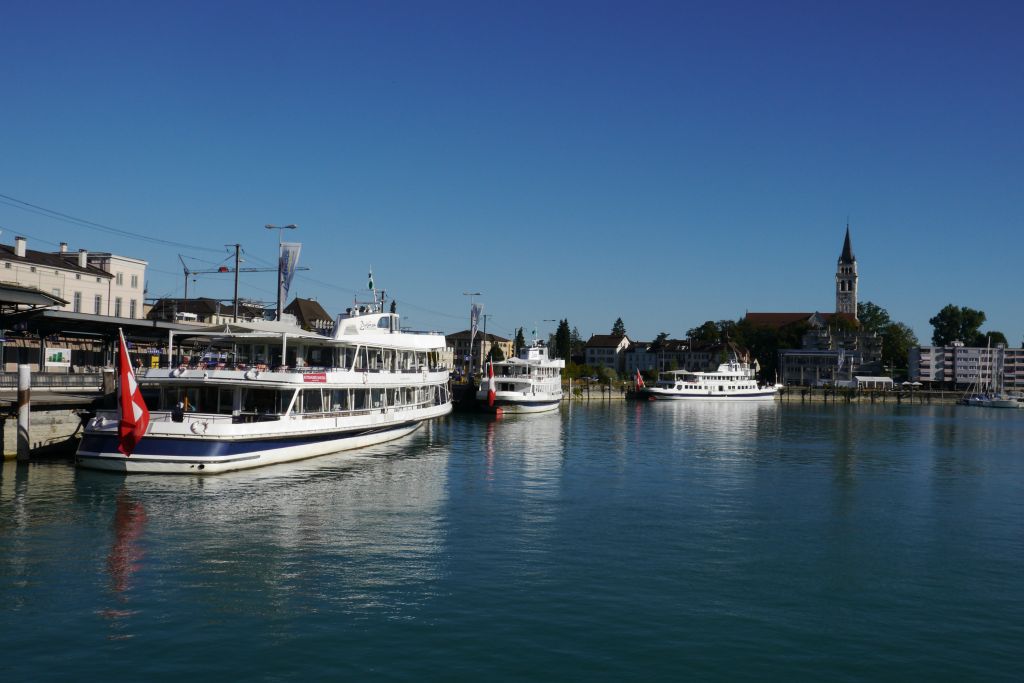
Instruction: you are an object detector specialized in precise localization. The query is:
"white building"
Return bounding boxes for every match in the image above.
[910,342,1024,391]
[584,334,630,373]
[0,236,147,318]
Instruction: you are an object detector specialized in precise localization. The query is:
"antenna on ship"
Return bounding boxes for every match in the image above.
[367,267,376,310]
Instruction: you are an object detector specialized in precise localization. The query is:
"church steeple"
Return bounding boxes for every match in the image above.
[835,224,858,319]
[839,225,855,264]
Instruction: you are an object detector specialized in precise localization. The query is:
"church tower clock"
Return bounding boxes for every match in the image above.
[836,226,858,319]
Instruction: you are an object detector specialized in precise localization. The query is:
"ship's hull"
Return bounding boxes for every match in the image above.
[77,404,451,474]
[642,388,778,401]
[476,390,562,413]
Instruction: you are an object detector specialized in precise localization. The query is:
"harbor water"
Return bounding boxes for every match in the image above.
[2,402,1023,681]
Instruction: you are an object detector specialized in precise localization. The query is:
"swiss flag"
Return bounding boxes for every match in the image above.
[635,368,645,389]
[117,330,150,456]
[487,361,496,407]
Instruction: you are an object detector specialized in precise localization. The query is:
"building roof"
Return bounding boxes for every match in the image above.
[284,297,333,328]
[744,312,856,329]
[839,225,855,264]
[445,330,510,343]
[0,282,69,315]
[585,334,628,348]
[0,242,112,278]
[147,297,265,320]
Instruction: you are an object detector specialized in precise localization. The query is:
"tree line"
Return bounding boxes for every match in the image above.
[525,303,1010,383]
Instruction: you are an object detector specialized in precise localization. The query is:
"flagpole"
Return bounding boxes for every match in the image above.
[266,224,298,321]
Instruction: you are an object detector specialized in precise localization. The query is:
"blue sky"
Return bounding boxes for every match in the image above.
[2,1,1021,345]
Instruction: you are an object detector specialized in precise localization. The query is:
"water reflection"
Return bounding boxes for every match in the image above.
[646,400,779,462]
[81,421,454,626]
[107,490,147,594]
[101,489,147,638]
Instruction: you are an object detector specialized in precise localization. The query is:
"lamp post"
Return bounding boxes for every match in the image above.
[266,224,298,321]
[463,291,480,379]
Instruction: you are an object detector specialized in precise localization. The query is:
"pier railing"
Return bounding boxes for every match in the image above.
[0,372,103,390]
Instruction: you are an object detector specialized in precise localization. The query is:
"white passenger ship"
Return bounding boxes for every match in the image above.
[476,343,564,413]
[76,302,452,474]
[641,358,778,401]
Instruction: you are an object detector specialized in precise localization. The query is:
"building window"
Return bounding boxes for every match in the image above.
[114,297,123,317]
[52,288,61,297]
[96,277,102,283]
[94,295,102,315]
[129,299,137,318]
[130,274,138,288]
[3,262,9,269]
[75,273,81,280]
[116,273,124,286]
[73,292,82,312]
[30,266,36,273]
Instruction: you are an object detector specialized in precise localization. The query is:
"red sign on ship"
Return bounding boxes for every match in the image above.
[303,372,327,383]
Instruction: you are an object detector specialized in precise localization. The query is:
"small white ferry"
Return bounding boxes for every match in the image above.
[76,301,453,474]
[641,358,778,401]
[476,343,564,413]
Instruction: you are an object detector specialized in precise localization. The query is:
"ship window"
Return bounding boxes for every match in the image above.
[352,389,369,411]
[354,347,369,371]
[302,389,323,413]
[371,388,385,408]
[331,389,349,411]
[241,388,285,414]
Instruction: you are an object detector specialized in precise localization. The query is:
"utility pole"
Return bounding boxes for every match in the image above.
[230,244,241,322]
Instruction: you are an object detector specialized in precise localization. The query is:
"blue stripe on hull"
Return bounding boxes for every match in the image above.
[644,391,777,400]
[77,422,417,460]
[493,399,561,408]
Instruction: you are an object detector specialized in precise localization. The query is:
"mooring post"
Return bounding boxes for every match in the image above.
[17,364,30,462]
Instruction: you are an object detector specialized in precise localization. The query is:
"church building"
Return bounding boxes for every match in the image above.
[745,226,882,386]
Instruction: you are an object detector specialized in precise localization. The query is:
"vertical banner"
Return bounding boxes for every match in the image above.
[279,242,302,306]
[469,303,482,348]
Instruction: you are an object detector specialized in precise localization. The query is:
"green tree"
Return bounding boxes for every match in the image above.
[555,319,571,360]
[570,326,583,357]
[733,317,810,382]
[687,321,719,347]
[487,343,505,362]
[929,304,986,345]
[857,301,892,333]
[514,327,526,356]
[653,331,670,346]
[985,330,1008,347]
[612,317,626,337]
[881,322,918,369]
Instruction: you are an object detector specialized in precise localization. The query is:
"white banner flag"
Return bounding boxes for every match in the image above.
[279,242,302,305]
[470,303,483,348]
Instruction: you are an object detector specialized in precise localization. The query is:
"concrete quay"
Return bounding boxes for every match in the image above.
[0,390,103,460]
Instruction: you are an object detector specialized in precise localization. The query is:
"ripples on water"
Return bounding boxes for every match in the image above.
[1,404,1022,681]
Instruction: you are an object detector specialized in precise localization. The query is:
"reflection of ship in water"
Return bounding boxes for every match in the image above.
[102,422,452,616]
[647,399,779,457]
[485,410,565,528]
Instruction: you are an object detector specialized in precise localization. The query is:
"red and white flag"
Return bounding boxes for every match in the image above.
[487,361,496,407]
[635,368,645,389]
[117,329,150,457]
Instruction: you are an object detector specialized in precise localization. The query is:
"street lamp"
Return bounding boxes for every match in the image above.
[266,224,298,321]
[463,291,481,379]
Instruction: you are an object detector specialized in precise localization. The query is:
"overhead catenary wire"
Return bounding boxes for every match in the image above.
[2,193,499,328]
[0,192,225,254]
